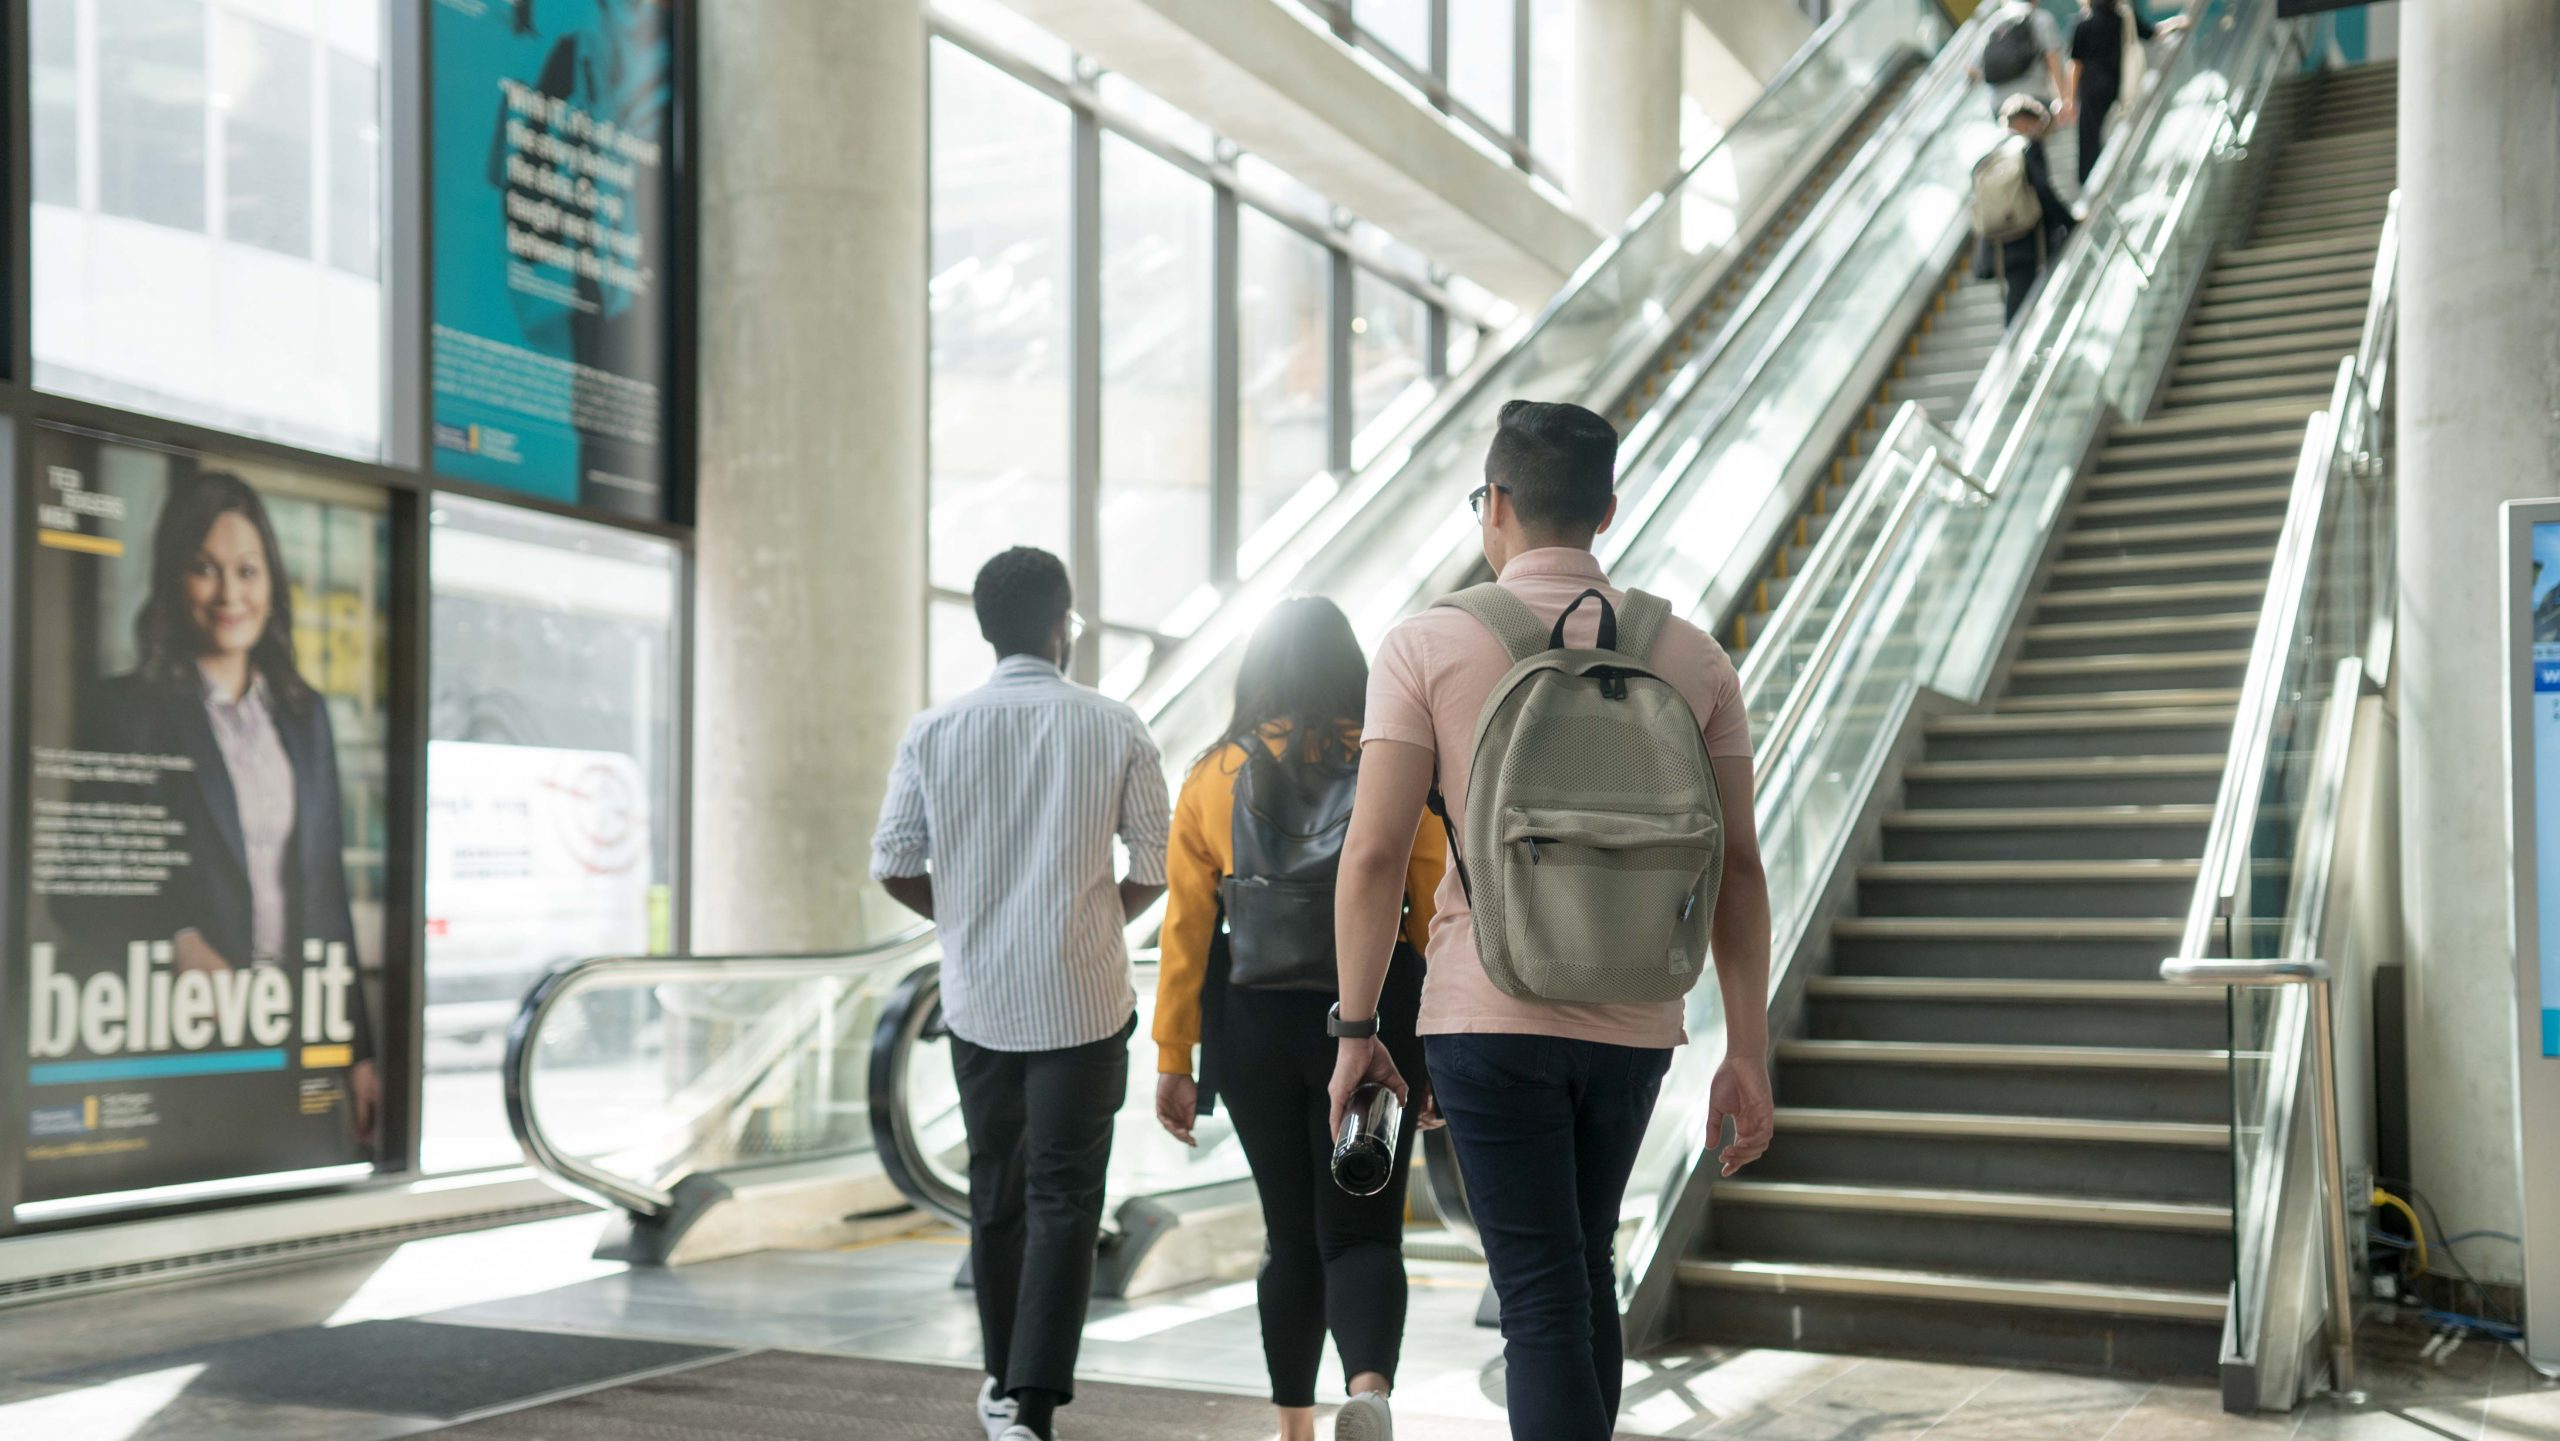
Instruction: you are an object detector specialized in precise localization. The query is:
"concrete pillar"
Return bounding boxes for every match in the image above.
[1567,0,1684,232]
[690,0,928,951]
[2395,0,2560,1279]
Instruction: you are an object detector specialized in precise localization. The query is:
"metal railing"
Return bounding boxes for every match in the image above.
[2158,188,2399,1410]
[503,930,936,1216]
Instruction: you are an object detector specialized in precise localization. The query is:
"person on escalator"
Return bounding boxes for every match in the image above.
[1327,401,1773,1441]
[1152,596,1445,1441]
[2067,0,2188,187]
[1970,0,2072,121]
[870,546,1173,1441]
[1973,95,2079,325]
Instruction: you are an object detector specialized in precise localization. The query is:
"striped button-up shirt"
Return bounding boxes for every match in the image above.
[871,655,1173,1052]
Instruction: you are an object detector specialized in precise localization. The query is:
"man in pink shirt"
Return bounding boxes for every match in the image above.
[1330,400,1773,1441]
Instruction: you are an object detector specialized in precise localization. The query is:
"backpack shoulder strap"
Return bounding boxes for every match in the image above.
[1435,583,1549,664]
[1615,590,1673,665]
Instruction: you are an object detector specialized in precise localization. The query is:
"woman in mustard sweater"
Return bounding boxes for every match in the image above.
[1153,597,1442,1441]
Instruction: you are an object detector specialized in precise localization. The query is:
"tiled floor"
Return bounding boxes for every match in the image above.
[0,1213,2553,1439]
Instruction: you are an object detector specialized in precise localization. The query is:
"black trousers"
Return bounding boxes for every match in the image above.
[2079,84,2120,187]
[1217,958,1424,1408]
[951,1015,1133,1403]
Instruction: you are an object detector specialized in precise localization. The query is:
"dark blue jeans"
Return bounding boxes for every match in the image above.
[1426,1033,1673,1441]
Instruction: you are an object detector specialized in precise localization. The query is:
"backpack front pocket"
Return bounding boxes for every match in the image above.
[1498,807,1721,1004]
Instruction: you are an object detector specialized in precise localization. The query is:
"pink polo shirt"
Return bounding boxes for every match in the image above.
[1362,546,1754,1048]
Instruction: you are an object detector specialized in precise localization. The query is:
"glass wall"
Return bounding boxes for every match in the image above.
[422,498,682,1175]
[928,42,1074,607]
[924,13,1505,700]
[1239,208,1331,549]
[31,0,388,460]
[1099,136,1214,637]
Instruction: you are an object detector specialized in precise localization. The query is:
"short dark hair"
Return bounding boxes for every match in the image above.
[972,546,1073,658]
[1486,399,1618,536]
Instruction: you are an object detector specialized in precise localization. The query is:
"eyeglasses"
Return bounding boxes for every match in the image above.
[1468,483,1509,517]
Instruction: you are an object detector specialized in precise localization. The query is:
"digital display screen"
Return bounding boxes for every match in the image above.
[2529,522,2560,1055]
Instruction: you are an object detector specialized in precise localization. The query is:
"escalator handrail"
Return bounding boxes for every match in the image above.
[503,927,936,1216]
[1124,0,1948,724]
[866,962,972,1231]
[1598,8,1999,567]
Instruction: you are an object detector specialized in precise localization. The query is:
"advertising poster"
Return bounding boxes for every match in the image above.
[2531,522,2560,1057]
[19,430,393,1202]
[430,0,674,518]
[424,740,651,1043]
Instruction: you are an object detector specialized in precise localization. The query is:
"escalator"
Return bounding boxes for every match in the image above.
[503,0,1994,1284]
[1669,60,2399,1376]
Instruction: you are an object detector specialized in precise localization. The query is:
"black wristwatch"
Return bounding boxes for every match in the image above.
[1327,1003,1378,1040]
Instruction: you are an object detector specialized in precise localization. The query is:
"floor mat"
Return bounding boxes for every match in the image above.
[39,1318,726,1419]
[431,1350,1602,1438]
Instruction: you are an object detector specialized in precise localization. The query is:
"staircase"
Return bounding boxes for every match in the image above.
[1674,63,2396,1377]
[1727,127,2079,661]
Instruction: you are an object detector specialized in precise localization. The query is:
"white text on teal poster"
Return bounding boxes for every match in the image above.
[430,0,672,518]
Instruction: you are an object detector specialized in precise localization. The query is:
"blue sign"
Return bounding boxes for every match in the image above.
[431,0,674,518]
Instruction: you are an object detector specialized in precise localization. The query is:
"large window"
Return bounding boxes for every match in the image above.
[929,42,1073,603]
[1100,136,1214,636]
[1239,208,1332,550]
[1351,269,1433,468]
[32,0,388,459]
[1449,1,1518,133]
[921,13,1506,697]
[423,497,682,1175]
[1353,0,1430,67]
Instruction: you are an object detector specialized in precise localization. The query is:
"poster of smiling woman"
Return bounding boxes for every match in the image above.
[19,428,394,1206]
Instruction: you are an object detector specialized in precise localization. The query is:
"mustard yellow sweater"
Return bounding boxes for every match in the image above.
[1154,735,1444,1076]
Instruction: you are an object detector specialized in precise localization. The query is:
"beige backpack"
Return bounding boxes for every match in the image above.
[1427,584,1726,1004]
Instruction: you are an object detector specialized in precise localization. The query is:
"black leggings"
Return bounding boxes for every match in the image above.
[1217,964,1425,1409]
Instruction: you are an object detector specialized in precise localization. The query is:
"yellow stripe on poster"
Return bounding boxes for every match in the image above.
[38,530,124,556]
[301,1045,354,1070]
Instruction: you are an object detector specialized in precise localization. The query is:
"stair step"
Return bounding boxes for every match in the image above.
[2047,547,2276,587]
[1774,1038,2228,1121]
[2064,516,2284,554]
[1903,753,2225,809]
[2218,229,2385,268]
[1923,707,2236,763]
[2164,377,2339,409]
[1806,971,2224,1043]
[2080,461,2297,503]
[2076,486,2293,522]
[1850,855,2201,916]
[1831,916,2188,943]
[1773,1107,2228,1147]
[2210,250,2375,285]
[1677,1260,2227,1322]
[2022,613,2259,659]
[2173,353,2345,385]
[1714,1179,2231,1232]
[1996,688,2244,712]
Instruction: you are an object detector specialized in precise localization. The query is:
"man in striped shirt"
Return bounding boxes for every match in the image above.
[872,546,1171,1441]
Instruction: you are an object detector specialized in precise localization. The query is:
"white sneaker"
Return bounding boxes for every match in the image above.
[1335,1390,1394,1441]
[996,1429,1042,1441]
[976,1377,1017,1440]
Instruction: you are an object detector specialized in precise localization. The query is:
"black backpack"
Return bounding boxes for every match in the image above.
[1220,741,1359,992]
[1981,12,2040,84]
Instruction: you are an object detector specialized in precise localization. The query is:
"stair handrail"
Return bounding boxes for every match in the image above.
[2179,191,2399,967]
[2160,187,2400,1407]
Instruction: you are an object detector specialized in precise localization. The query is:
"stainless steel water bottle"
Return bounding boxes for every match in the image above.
[1331,1083,1404,1197]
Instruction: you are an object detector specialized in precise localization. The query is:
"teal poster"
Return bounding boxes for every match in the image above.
[431,0,673,518]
